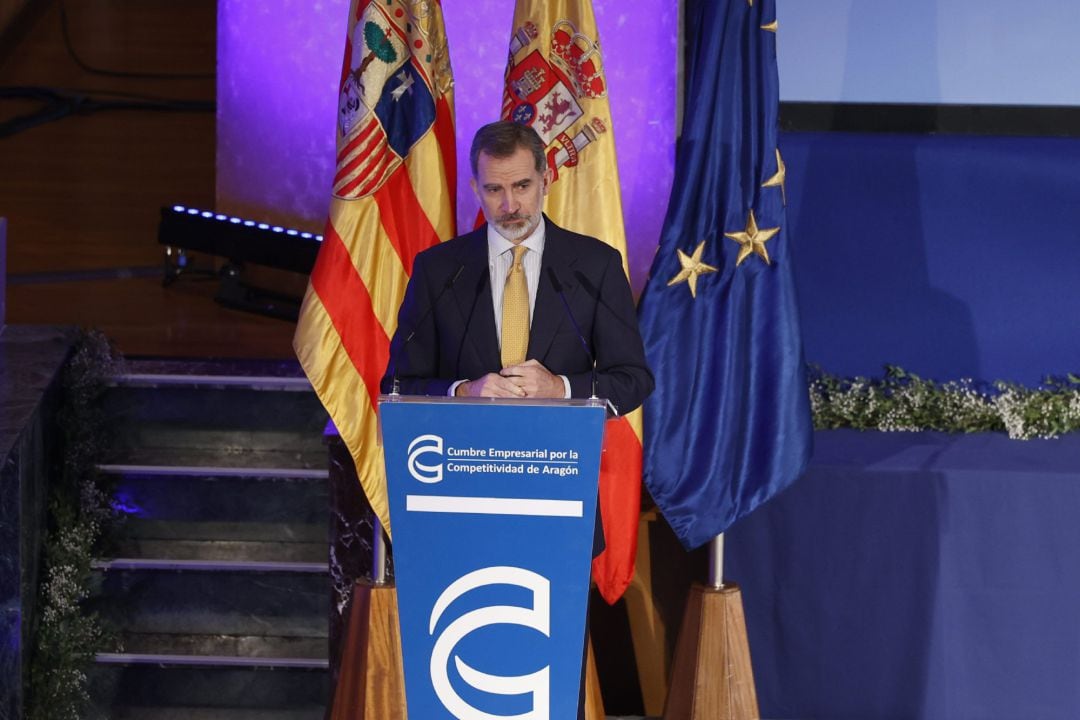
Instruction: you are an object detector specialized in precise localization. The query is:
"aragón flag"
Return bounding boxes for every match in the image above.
[294,0,456,536]
[499,0,643,604]
[638,0,812,550]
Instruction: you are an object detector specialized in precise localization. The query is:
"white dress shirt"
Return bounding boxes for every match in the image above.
[487,219,545,346]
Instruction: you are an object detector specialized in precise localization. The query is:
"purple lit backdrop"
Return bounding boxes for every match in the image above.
[216,0,677,293]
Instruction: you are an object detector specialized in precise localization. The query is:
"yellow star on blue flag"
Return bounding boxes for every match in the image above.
[667,241,719,297]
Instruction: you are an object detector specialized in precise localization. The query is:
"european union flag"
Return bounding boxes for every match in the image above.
[638,0,812,550]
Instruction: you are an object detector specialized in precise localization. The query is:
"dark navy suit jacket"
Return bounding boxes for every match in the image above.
[381,217,653,415]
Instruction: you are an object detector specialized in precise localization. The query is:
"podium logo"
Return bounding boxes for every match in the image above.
[408,434,444,484]
[429,567,550,719]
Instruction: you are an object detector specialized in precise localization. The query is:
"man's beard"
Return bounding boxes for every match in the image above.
[492,211,540,242]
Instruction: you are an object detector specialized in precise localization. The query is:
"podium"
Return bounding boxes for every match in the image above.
[379,395,606,719]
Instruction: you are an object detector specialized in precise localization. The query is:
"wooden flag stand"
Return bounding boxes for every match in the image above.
[584,639,607,720]
[663,535,759,720]
[664,583,759,720]
[329,581,407,719]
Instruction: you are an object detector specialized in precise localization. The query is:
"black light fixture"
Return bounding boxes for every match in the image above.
[158,205,323,320]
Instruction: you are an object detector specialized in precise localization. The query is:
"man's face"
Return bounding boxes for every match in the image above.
[471,146,552,243]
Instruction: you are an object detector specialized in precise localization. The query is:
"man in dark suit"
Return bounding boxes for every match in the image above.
[381,121,652,417]
[382,120,649,717]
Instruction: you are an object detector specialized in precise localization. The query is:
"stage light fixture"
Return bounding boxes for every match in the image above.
[159,205,323,321]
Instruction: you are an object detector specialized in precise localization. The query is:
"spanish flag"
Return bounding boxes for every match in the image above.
[499,0,643,604]
[294,0,456,537]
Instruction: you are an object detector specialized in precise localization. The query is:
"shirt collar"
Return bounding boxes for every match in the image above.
[487,216,546,262]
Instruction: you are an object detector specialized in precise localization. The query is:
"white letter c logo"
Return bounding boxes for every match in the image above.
[428,567,551,719]
[408,434,444,484]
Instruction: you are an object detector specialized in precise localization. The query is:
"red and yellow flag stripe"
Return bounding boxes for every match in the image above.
[295,0,456,536]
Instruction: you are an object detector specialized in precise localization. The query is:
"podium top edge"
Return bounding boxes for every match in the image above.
[377,395,607,409]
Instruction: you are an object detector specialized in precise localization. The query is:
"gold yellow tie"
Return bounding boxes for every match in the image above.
[501,245,529,367]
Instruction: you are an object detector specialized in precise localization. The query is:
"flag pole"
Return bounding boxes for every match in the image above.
[372,517,387,585]
[708,533,724,589]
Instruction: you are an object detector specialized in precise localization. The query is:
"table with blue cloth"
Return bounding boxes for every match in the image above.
[725,429,1080,720]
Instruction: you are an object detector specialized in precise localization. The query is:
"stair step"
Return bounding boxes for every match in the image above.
[115,632,327,660]
[101,708,325,720]
[104,383,324,424]
[88,664,328,716]
[109,538,326,564]
[88,566,329,638]
[92,558,328,573]
[118,519,325,544]
[102,469,327,551]
[100,464,329,479]
[112,373,313,391]
[103,466,327,561]
[103,384,328,462]
[118,358,309,381]
[97,653,328,669]
[102,448,330,470]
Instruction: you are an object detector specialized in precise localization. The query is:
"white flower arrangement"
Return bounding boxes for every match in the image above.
[810,366,1080,440]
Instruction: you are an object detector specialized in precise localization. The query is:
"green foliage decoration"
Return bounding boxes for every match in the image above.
[28,330,120,720]
[809,365,1080,440]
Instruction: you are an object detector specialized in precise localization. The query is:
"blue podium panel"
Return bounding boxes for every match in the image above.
[380,397,606,719]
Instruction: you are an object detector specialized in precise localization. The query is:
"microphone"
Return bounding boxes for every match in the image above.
[455,268,490,373]
[573,270,643,338]
[389,263,464,395]
[547,267,599,401]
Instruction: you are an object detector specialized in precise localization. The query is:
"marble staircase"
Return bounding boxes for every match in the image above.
[86,360,331,719]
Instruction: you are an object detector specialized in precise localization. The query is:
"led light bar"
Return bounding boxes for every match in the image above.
[159,205,322,274]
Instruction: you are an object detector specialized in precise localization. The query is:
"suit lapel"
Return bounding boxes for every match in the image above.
[451,229,500,372]
[528,220,578,364]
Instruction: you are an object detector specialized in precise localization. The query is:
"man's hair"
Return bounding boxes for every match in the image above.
[470,121,547,177]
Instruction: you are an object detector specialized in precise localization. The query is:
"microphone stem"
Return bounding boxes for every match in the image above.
[387,265,463,397]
